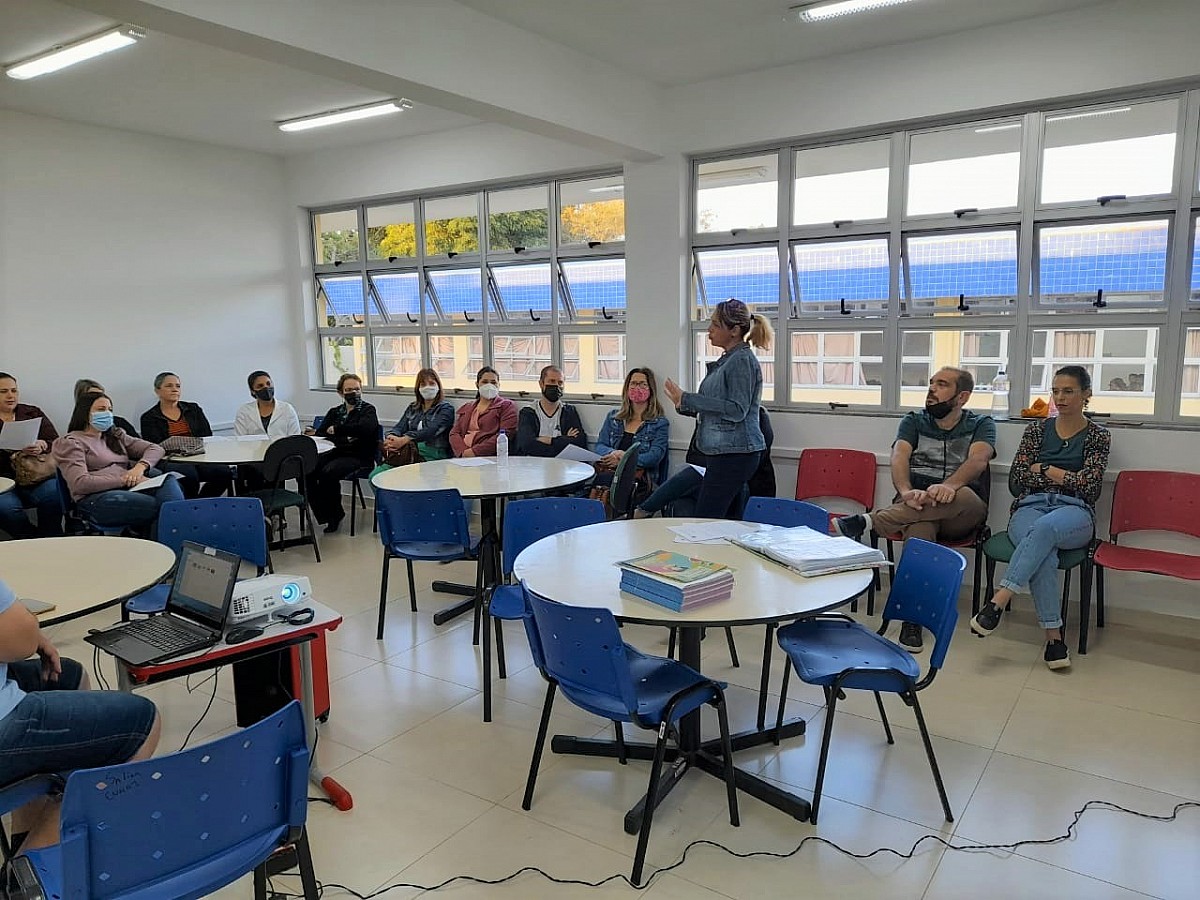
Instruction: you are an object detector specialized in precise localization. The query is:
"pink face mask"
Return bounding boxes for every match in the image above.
[628,385,651,404]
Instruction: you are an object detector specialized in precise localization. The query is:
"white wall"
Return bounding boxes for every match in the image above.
[0,110,297,432]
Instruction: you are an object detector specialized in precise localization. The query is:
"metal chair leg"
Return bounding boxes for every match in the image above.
[909,691,953,823]
[714,693,740,827]
[1078,558,1094,655]
[809,686,839,825]
[1095,563,1106,628]
[631,728,672,886]
[376,553,391,640]
[773,657,792,746]
[522,682,557,810]
[874,691,894,743]
[614,723,627,765]
[756,624,776,732]
[666,627,677,660]
[724,627,740,668]
[405,559,418,613]
[293,829,320,900]
[494,617,507,679]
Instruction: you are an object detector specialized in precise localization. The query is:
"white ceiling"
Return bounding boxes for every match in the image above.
[457,0,1114,86]
[0,0,480,155]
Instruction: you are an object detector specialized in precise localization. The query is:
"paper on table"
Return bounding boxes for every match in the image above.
[668,521,761,544]
[203,436,233,443]
[556,444,601,463]
[129,471,184,493]
[449,458,494,467]
[235,435,266,442]
[0,417,41,451]
[689,464,706,476]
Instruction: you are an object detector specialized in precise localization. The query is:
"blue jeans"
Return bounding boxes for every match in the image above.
[1000,493,1094,630]
[639,467,703,515]
[75,474,185,534]
[0,478,63,538]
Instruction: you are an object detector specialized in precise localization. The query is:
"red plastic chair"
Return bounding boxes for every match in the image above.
[795,448,879,613]
[1090,470,1200,653]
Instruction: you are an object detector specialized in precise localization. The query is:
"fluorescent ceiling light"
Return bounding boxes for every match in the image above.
[5,25,144,80]
[278,99,413,133]
[974,123,1021,134]
[1046,107,1132,123]
[790,0,919,23]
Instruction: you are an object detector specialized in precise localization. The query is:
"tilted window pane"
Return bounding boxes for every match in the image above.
[487,185,549,252]
[368,271,421,325]
[1041,99,1178,204]
[366,202,416,259]
[489,263,551,324]
[428,334,483,394]
[491,334,552,390]
[1182,329,1200,417]
[1191,222,1200,303]
[321,335,368,387]
[313,209,358,265]
[696,154,778,233]
[900,329,1010,410]
[560,257,626,324]
[788,331,882,406]
[903,230,1017,313]
[424,195,479,255]
[426,268,483,325]
[907,121,1021,216]
[372,335,424,388]
[694,247,779,319]
[694,331,774,403]
[793,140,889,226]
[316,274,364,326]
[559,176,625,244]
[561,333,626,394]
[1038,221,1168,307]
[1031,327,1158,415]
[792,238,890,315]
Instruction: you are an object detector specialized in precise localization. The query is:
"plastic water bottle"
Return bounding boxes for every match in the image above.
[496,430,509,466]
[990,367,1010,421]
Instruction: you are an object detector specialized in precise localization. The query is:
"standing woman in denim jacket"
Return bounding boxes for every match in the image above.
[663,299,773,519]
[970,366,1110,671]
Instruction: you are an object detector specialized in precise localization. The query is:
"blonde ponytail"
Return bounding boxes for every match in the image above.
[746,314,774,351]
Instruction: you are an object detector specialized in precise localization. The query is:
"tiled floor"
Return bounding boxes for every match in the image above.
[40,524,1200,899]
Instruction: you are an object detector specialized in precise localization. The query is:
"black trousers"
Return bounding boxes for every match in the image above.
[693,451,762,520]
[310,455,370,524]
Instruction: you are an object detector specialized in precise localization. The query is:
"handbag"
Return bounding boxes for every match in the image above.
[10,450,56,486]
[383,442,422,468]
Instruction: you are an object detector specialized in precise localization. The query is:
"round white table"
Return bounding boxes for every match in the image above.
[372,457,595,626]
[0,477,13,494]
[0,536,176,626]
[171,436,333,465]
[514,517,872,827]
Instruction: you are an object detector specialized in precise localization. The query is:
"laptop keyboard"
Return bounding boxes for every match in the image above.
[121,616,208,653]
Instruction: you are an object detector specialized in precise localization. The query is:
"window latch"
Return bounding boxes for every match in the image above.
[829,402,848,410]
[591,393,604,400]
[1093,288,1107,308]
[839,298,851,316]
[513,246,526,254]
[463,311,475,323]
[957,293,970,312]
[388,255,398,263]
[518,390,530,397]
[587,240,603,249]
[333,259,343,267]
[406,312,417,324]
[529,309,541,322]
[954,208,978,219]
[601,306,614,320]
[832,219,853,229]
[1097,194,1126,206]
[447,251,459,259]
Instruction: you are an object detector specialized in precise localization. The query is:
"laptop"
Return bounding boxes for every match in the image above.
[86,542,240,666]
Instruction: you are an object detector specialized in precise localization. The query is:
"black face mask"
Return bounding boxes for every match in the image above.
[541,385,563,403]
[925,398,956,420]
[344,391,361,406]
[254,387,275,402]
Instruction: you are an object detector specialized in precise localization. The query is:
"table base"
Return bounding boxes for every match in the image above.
[550,715,811,831]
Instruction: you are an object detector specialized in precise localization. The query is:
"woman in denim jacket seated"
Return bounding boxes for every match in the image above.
[593,367,669,490]
[374,368,455,476]
[662,299,773,519]
[970,366,1111,671]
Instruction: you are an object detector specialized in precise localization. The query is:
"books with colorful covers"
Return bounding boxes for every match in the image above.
[616,550,735,611]
[732,525,888,577]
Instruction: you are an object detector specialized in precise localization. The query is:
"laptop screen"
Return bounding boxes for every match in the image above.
[168,542,240,631]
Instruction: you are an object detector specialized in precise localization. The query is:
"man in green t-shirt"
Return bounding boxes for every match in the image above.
[834,367,995,652]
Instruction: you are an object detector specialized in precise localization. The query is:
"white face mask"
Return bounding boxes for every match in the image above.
[478,383,500,400]
[419,385,439,400]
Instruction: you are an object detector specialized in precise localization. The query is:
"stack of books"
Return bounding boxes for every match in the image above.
[617,550,735,611]
[732,525,888,577]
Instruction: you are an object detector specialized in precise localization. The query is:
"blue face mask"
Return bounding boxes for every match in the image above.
[90,411,114,431]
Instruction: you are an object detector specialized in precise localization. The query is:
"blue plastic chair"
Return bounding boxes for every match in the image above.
[21,701,318,900]
[521,586,739,887]
[375,487,480,639]
[124,497,271,616]
[0,774,62,866]
[54,470,124,536]
[773,538,966,824]
[481,498,605,722]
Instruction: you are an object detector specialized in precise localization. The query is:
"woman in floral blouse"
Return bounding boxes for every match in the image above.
[970,365,1111,671]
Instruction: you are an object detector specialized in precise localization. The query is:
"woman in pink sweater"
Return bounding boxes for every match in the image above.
[53,392,184,536]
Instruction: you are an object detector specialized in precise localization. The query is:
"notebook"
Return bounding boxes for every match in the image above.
[85,542,240,666]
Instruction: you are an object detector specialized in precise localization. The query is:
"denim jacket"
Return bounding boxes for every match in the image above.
[679,342,765,456]
[594,411,670,486]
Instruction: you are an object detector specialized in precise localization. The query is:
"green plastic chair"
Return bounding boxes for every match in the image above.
[981,531,1093,640]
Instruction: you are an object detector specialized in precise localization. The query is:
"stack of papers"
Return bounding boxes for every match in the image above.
[733,525,888,577]
[616,550,735,611]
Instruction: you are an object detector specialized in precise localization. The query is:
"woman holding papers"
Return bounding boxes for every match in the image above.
[662,298,772,519]
[53,392,183,537]
[515,365,588,458]
[970,366,1111,671]
[0,373,63,538]
[449,366,517,459]
[594,367,669,488]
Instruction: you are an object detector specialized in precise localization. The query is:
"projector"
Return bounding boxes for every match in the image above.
[230,574,312,624]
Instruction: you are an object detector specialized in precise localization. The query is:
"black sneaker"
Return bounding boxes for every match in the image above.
[1044,639,1071,670]
[898,622,924,653]
[970,601,1003,637]
[833,514,867,540]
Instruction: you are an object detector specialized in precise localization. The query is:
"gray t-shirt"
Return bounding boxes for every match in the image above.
[895,409,997,496]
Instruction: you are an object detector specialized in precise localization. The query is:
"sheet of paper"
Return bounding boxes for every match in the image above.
[556,444,601,463]
[449,458,495,467]
[668,521,761,544]
[128,471,183,493]
[203,436,233,444]
[20,597,56,615]
[235,435,266,442]
[0,417,41,451]
[688,464,706,476]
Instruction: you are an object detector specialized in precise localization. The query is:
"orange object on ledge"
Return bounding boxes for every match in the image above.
[1020,398,1050,418]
